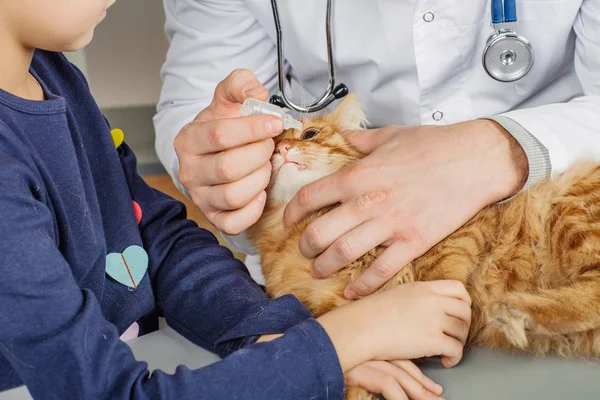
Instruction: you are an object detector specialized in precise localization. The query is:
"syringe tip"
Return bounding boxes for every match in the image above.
[240,98,303,131]
[285,117,303,131]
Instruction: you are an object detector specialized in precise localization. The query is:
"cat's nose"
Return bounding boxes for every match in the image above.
[275,143,290,157]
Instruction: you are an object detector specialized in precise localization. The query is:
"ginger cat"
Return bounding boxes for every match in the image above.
[247,94,600,399]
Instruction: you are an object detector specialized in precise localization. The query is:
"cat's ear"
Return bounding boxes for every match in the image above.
[331,93,368,131]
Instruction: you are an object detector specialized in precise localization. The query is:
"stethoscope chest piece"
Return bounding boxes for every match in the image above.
[483,31,534,82]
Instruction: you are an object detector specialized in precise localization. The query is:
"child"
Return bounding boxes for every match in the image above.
[0,1,471,399]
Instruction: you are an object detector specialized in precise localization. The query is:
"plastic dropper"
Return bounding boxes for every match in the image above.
[240,98,303,131]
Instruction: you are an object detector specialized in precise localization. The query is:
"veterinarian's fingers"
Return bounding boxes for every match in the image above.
[210,191,267,235]
[299,201,371,261]
[306,220,387,279]
[193,138,275,186]
[204,162,272,211]
[390,360,444,396]
[182,116,280,156]
[429,280,472,306]
[370,361,443,400]
[442,314,471,346]
[283,171,348,229]
[345,242,415,299]
[346,363,409,400]
[341,126,399,154]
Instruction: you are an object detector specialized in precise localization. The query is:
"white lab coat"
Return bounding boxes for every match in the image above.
[154,0,600,281]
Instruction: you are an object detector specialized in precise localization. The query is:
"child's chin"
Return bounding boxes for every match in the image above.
[59,29,96,52]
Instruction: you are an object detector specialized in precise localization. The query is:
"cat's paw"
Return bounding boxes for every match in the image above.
[345,386,381,400]
[486,301,535,349]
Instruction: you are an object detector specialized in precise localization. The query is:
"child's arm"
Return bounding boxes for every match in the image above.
[0,146,345,398]
[118,142,315,354]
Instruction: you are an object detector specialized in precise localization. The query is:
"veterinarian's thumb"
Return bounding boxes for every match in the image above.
[197,69,269,122]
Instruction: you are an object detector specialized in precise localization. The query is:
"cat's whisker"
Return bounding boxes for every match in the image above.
[295,69,307,115]
[309,161,355,169]
[301,148,355,154]
[304,157,358,165]
[301,151,359,161]
[304,86,328,120]
[306,157,359,164]
[292,70,329,121]
[328,157,359,163]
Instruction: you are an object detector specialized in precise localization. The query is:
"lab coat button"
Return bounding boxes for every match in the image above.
[423,12,435,22]
[432,111,443,121]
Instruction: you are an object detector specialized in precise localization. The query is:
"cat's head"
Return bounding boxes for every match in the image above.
[268,94,367,205]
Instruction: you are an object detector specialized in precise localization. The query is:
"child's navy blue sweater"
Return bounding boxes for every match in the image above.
[0,50,344,399]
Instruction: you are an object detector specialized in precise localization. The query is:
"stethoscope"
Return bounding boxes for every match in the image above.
[269,0,348,113]
[269,0,534,113]
[483,0,534,82]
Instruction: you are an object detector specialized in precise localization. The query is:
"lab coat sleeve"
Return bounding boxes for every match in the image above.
[0,142,344,399]
[494,0,600,180]
[153,0,280,255]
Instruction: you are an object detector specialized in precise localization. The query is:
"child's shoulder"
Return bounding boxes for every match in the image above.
[0,50,104,179]
[29,50,107,136]
[0,119,19,147]
[0,51,85,150]
[0,115,31,157]
[0,118,39,187]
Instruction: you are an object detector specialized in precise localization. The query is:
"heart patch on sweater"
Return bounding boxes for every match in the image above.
[110,128,124,148]
[105,245,148,289]
[132,201,142,224]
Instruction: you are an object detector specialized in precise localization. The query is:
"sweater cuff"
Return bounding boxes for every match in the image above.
[484,115,551,200]
[295,318,346,398]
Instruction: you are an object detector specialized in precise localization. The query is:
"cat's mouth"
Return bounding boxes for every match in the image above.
[272,154,308,174]
[281,160,307,171]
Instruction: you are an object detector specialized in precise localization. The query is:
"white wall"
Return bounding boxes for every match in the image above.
[84,0,169,109]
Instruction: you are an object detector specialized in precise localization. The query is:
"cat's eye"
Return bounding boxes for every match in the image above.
[301,128,319,140]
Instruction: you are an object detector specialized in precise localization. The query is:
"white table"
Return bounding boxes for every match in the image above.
[2,327,599,399]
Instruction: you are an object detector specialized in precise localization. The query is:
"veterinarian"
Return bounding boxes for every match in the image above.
[155,0,599,292]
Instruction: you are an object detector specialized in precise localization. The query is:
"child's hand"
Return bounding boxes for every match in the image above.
[346,360,444,400]
[317,280,471,371]
[366,280,472,367]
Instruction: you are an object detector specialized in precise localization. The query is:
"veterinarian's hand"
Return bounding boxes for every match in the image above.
[283,120,528,298]
[318,280,472,371]
[346,360,444,400]
[174,69,284,235]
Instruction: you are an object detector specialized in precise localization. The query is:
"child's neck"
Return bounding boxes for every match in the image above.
[0,32,44,101]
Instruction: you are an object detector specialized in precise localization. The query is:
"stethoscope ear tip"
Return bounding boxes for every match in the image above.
[269,95,287,109]
[333,84,349,99]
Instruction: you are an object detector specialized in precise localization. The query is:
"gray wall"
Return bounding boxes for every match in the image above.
[64,1,169,174]
[102,107,165,175]
[86,0,169,109]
